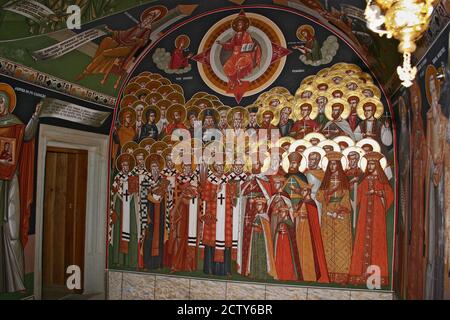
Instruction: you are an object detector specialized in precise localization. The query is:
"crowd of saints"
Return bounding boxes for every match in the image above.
[109,62,394,286]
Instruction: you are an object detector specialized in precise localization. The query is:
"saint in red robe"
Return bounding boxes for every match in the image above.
[290,119,319,139]
[221,31,261,90]
[348,168,394,286]
[170,48,190,70]
[166,122,187,136]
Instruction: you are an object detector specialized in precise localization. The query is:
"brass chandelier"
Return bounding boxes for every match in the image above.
[364,0,436,87]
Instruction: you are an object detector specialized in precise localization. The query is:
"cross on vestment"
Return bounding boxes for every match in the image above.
[124,189,131,201]
[287,178,298,196]
[218,194,226,205]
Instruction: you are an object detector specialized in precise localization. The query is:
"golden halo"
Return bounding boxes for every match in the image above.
[144,106,161,124]
[325,71,345,85]
[145,153,166,172]
[148,74,162,80]
[344,76,364,91]
[321,152,347,171]
[157,84,175,98]
[124,82,141,95]
[356,138,381,153]
[140,5,168,23]
[195,98,214,110]
[185,105,201,127]
[116,153,136,172]
[145,92,163,105]
[139,138,156,151]
[360,154,388,172]
[257,106,280,126]
[133,147,150,161]
[303,146,327,169]
[328,85,346,99]
[296,24,315,41]
[333,135,355,149]
[317,139,341,152]
[156,99,173,110]
[270,86,291,97]
[344,91,363,105]
[425,64,441,106]
[288,139,312,154]
[300,75,317,87]
[191,91,209,99]
[281,152,305,174]
[118,107,137,126]
[167,92,185,105]
[313,78,330,92]
[274,136,295,150]
[357,97,384,120]
[145,80,162,92]
[120,94,138,108]
[317,68,330,78]
[166,104,187,123]
[170,84,184,94]
[295,85,315,99]
[135,88,151,100]
[263,94,288,110]
[0,83,17,113]
[325,98,351,121]
[135,76,152,86]
[342,146,366,170]
[121,141,139,154]
[158,77,172,86]
[231,10,251,32]
[227,107,249,128]
[294,98,318,120]
[150,141,169,155]
[199,108,220,124]
[175,34,191,49]
[304,132,326,144]
[361,84,382,99]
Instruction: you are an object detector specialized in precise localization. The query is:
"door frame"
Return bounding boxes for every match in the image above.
[34,124,109,299]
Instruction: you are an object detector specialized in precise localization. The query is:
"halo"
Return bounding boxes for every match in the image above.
[175,34,191,49]
[294,98,318,120]
[116,153,136,172]
[166,103,187,123]
[143,106,161,124]
[145,80,162,92]
[257,106,280,126]
[356,138,381,153]
[304,132,326,144]
[139,138,156,151]
[145,92,163,105]
[317,139,340,152]
[325,98,351,121]
[0,83,17,113]
[118,107,137,126]
[296,24,315,41]
[191,91,209,99]
[124,82,141,95]
[133,147,150,160]
[120,94,138,108]
[156,99,173,110]
[140,5,168,23]
[170,84,184,94]
[342,146,366,170]
[361,84,382,99]
[270,86,291,97]
[425,64,441,106]
[199,108,220,124]
[274,136,295,150]
[231,10,251,32]
[185,105,201,126]
[121,141,139,154]
[145,153,166,172]
[135,88,151,100]
[321,153,347,171]
[303,146,326,170]
[195,98,214,110]
[288,139,312,154]
[300,75,317,87]
[360,155,388,172]
[135,76,151,86]
[263,93,288,110]
[167,92,185,105]
[333,135,355,149]
[157,84,175,98]
[295,85,315,99]
[357,97,384,120]
[227,106,250,128]
[281,152,306,173]
[150,141,169,155]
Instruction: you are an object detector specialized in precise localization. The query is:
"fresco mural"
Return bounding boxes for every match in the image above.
[392,22,450,300]
[0,74,112,299]
[107,4,397,291]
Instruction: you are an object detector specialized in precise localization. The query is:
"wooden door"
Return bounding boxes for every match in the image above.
[42,147,88,300]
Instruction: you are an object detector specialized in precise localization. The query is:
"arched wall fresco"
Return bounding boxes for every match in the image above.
[108,3,397,290]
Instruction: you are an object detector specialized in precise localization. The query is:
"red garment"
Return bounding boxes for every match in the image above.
[275,223,297,281]
[201,179,233,262]
[348,175,394,285]
[222,32,261,87]
[166,122,187,136]
[0,124,35,247]
[290,119,319,139]
[348,111,359,131]
[301,200,330,283]
[170,48,190,69]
